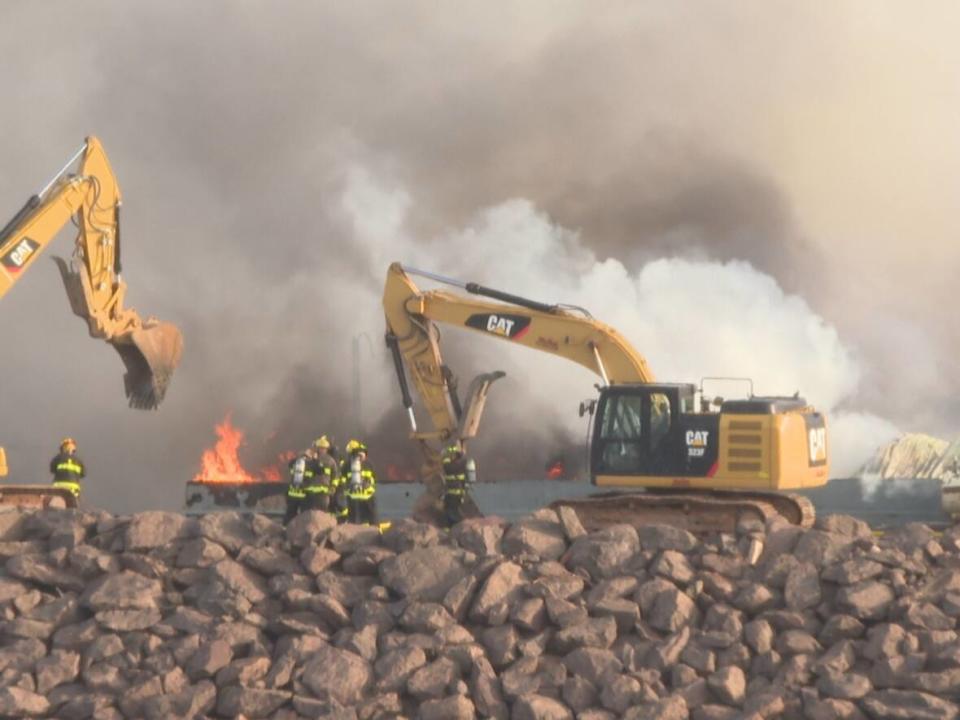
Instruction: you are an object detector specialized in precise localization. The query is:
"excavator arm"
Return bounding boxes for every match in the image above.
[382,262,654,521]
[0,137,183,409]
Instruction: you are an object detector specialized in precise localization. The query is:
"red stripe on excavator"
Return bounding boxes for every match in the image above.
[707,461,718,477]
[514,325,530,340]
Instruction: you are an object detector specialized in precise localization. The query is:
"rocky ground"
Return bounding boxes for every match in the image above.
[2,507,960,720]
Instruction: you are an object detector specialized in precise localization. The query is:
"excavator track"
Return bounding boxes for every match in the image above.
[549,489,815,535]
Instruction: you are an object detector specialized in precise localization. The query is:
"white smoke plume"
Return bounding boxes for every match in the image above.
[340,167,899,477]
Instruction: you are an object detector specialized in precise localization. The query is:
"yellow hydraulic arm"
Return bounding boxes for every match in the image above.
[382,262,653,519]
[0,137,183,409]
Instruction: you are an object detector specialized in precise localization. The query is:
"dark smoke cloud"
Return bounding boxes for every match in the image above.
[0,2,957,510]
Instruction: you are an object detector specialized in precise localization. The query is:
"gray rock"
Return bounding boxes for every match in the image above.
[707,666,745,706]
[81,570,162,610]
[649,586,697,633]
[550,616,617,654]
[557,506,587,542]
[327,524,381,554]
[95,608,161,631]
[209,558,269,602]
[817,671,872,700]
[452,518,505,558]
[860,689,959,720]
[652,550,696,584]
[511,693,573,720]
[300,645,371,706]
[836,580,896,621]
[186,639,233,680]
[374,646,428,692]
[471,561,527,622]
[566,524,640,579]
[197,512,257,553]
[378,546,465,602]
[785,561,821,611]
[380,518,441,552]
[237,545,300,575]
[502,513,568,561]
[419,693,477,720]
[638,524,698,553]
[35,649,80,693]
[623,695,689,720]
[300,546,341,575]
[600,674,643,714]
[216,686,292,718]
[563,647,622,686]
[285,510,337,549]
[341,545,395,575]
[124,511,189,551]
[0,686,50,717]
[407,657,459,699]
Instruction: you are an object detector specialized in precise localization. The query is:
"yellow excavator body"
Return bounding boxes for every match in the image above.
[0,137,182,505]
[383,262,827,530]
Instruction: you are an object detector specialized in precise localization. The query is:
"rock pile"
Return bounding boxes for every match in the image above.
[3,505,960,719]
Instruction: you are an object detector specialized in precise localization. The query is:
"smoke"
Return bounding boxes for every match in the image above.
[340,169,898,478]
[0,2,956,511]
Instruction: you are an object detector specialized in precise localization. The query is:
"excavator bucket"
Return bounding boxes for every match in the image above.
[112,322,184,409]
[54,255,183,409]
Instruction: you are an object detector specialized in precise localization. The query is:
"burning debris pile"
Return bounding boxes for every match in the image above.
[3,505,960,718]
[194,415,289,486]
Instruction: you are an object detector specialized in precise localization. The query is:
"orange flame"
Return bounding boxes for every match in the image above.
[193,414,287,484]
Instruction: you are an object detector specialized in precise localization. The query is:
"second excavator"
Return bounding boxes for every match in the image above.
[383,263,828,532]
[0,137,183,506]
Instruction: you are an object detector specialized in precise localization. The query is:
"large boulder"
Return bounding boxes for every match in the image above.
[378,546,466,602]
[81,571,163,610]
[300,645,372,706]
[470,561,527,622]
[566,525,640,579]
[124,511,190,551]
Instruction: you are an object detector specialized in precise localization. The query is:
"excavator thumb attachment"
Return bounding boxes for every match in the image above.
[113,322,184,409]
[411,370,505,525]
[54,256,183,409]
[458,371,506,439]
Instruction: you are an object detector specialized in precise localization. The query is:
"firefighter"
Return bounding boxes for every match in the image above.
[50,437,85,501]
[343,439,378,525]
[306,436,339,513]
[285,444,321,523]
[441,443,474,527]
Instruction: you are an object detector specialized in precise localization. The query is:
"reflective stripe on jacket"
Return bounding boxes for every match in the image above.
[53,480,81,497]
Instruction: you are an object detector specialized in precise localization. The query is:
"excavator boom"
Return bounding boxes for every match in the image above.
[0,137,183,408]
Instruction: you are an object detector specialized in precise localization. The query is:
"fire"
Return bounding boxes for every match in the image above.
[193,414,286,484]
[546,460,565,480]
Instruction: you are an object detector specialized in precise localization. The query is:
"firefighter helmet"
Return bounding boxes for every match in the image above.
[60,437,77,452]
[313,435,331,450]
[346,439,367,455]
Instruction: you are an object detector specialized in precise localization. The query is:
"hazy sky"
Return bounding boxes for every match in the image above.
[1,2,958,511]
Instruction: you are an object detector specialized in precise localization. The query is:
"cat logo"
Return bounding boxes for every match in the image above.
[685,430,709,457]
[465,312,532,340]
[1,237,40,275]
[808,427,827,465]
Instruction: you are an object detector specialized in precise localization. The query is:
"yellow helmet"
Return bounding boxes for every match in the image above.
[346,439,367,455]
[442,444,462,460]
[60,437,77,452]
[313,435,331,450]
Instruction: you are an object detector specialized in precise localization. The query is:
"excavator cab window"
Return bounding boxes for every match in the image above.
[593,385,684,476]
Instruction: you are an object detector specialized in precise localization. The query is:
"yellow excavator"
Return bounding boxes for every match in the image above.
[0,137,183,506]
[383,262,828,531]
